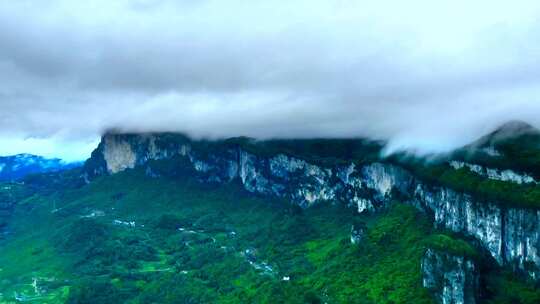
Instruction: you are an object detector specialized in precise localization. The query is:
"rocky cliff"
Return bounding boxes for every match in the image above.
[84,133,540,286]
[422,248,479,304]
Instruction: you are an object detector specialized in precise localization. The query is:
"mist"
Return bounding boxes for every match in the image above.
[1,0,540,161]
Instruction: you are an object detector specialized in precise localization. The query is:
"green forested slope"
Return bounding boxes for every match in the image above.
[0,168,538,303]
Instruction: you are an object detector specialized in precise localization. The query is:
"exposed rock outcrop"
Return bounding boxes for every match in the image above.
[422,248,479,304]
[449,161,536,185]
[413,184,540,281]
[350,221,367,245]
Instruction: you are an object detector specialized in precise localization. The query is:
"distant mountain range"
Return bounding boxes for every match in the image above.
[0,154,81,181]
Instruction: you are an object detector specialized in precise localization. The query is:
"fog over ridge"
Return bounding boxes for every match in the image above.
[0,0,540,161]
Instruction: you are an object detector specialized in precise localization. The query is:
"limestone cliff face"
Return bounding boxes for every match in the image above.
[413,185,540,281]
[422,248,479,304]
[102,136,138,173]
[449,161,537,185]
[85,133,540,283]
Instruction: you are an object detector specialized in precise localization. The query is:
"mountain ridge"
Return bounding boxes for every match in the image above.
[0,121,539,303]
[0,153,81,181]
[82,122,540,279]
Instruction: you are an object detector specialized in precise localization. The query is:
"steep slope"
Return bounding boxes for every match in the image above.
[83,131,540,282]
[0,154,80,181]
[1,122,539,303]
[0,168,443,303]
[1,165,539,303]
[451,120,540,179]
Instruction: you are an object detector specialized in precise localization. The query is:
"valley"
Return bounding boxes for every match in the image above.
[0,170,435,303]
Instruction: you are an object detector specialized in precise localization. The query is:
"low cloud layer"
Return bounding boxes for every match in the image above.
[1,0,540,161]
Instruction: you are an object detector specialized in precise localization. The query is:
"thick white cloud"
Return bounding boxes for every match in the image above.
[0,0,539,160]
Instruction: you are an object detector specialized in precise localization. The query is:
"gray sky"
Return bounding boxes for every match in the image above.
[1,0,540,161]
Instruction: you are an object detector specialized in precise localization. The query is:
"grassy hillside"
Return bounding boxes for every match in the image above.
[0,168,538,303]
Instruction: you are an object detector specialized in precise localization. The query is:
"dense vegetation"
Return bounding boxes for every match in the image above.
[0,170,436,303]
[0,160,539,302]
[454,122,540,179]
[394,159,540,209]
[424,234,478,259]
[228,138,385,166]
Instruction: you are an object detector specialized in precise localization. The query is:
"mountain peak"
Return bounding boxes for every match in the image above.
[471,120,539,149]
[492,120,537,136]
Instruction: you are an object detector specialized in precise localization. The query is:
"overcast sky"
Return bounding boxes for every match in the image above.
[1,0,540,161]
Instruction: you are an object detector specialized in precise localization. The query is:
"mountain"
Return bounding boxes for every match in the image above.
[0,123,539,303]
[450,121,540,179]
[0,154,81,181]
[475,120,538,146]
